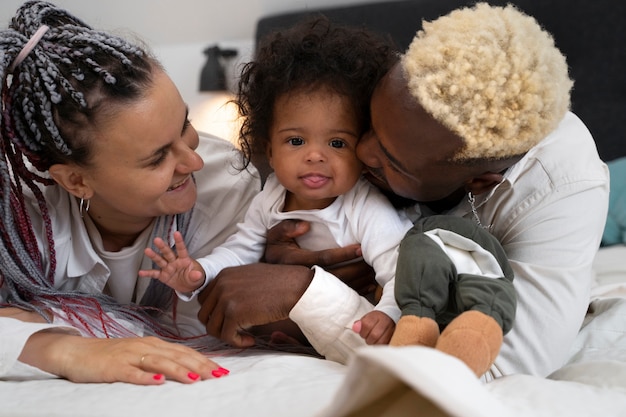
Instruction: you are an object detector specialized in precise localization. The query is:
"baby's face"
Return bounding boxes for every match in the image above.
[268,88,363,211]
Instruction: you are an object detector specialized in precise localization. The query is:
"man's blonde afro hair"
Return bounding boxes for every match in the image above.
[401,2,573,160]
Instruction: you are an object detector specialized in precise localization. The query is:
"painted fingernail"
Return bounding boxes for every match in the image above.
[188,372,200,381]
[153,374,164,381]
[211,367,230,378]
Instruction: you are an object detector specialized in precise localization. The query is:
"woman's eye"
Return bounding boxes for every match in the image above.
[288,137,304,146]
[149,151,168,167]
[330,139,345,148]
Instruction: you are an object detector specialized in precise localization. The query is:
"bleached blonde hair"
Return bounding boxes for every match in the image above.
[401,2,573,160]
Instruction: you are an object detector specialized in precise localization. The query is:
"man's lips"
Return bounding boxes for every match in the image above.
[363,168,388,188]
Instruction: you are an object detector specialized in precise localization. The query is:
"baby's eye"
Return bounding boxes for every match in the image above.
[288,137,304,146]
[330,139,346,148]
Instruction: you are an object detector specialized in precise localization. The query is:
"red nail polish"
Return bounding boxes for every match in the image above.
[188,372,200,381]
[211,367,230,378]
[153,374,164,381]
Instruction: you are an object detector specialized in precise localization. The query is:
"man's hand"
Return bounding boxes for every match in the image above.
[265,220,377,295]
[198,263,314,347]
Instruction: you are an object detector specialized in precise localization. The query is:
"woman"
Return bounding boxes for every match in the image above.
[0,1,259,384]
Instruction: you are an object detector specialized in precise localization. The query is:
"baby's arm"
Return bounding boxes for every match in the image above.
[139,231,206,294]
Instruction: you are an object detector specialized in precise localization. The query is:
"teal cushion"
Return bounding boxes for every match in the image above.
[603,157,626,246]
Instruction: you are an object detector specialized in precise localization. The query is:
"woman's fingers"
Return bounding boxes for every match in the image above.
[23,331,229,385]
[120,336,228,384]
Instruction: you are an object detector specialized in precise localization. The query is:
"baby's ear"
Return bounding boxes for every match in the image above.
[48,163,92,199]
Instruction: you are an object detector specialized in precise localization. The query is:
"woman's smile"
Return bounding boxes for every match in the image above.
[167,175,192,192]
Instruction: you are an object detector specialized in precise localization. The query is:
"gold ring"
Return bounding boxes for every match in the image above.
[140,355,147,365]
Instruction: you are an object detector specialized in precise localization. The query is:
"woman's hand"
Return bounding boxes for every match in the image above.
[264,219,377,295]
[19,330,228,385]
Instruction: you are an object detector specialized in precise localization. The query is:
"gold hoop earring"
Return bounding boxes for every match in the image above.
[79,197,90,218]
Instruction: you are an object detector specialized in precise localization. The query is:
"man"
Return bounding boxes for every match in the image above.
[199,3,608,380]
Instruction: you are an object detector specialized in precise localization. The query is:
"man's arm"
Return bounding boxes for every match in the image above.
[197,219,377,361]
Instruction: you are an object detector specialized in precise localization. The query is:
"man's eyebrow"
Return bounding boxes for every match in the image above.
[379,140,408,171]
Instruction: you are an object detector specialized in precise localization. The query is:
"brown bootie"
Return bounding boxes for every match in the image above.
[389,315,440,347]
[435,310,503,377]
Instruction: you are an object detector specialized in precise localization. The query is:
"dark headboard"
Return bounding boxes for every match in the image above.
[256,0,626,162]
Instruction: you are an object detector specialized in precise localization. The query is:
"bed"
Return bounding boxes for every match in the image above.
[2,1,625,416]
[1,246,625,416]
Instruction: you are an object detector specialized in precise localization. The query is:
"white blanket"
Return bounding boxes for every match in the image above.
[1,246,625,417]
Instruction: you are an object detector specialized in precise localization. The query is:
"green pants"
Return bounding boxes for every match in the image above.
[395,215,516,334]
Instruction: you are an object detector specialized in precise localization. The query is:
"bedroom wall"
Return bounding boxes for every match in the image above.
[1,0,397,141]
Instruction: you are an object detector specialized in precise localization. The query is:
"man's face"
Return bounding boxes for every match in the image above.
[357,64,476,203]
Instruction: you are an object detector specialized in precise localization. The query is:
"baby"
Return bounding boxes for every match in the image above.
[140,17,412,344]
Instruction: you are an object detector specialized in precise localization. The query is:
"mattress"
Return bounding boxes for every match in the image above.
[1,246,625,417]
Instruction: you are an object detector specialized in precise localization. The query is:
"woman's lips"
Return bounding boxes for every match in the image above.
[167,176,190,191]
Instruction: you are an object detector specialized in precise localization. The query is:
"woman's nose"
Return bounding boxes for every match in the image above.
[176,143,204,173]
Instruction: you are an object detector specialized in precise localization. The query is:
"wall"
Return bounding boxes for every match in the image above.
[1,0,394,140]
[1,0,392,45]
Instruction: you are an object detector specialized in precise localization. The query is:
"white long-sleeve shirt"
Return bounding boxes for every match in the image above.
[194,174,413,321]
[0,134,260,380]
[291,112,610,380]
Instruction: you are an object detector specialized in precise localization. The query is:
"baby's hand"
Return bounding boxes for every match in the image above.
[138,231,205,293]
[352,310,395,345]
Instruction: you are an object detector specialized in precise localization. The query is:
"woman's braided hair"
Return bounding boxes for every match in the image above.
[0,1,195,340]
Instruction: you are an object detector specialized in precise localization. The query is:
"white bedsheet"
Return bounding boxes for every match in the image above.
[1,246,625,417]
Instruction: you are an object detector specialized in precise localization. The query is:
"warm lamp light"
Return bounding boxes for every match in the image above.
[190,92,241,146]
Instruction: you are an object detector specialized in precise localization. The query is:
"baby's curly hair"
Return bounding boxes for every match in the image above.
[235,16,397,167]
[402,2,573,161]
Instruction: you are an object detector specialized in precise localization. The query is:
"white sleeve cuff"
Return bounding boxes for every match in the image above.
[289,266,374,364]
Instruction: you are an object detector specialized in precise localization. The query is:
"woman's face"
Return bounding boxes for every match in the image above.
[81,70,204,229]
[268,88,363,211]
